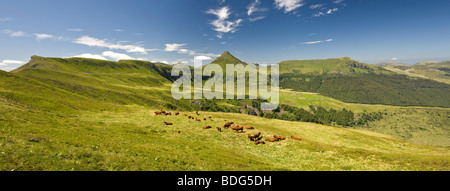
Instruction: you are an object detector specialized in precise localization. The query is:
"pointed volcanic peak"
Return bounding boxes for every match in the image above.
[209,51,246,67]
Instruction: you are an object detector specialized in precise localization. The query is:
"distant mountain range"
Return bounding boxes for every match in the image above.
[1,51,449,108]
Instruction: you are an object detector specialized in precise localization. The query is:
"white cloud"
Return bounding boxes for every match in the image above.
[274,0,304,13]
[0,60,26,66]
[249,16,266,22]
[313,8,339,17]
[71,51,135,61]
[391,57,398,61]
[67,28,82,32]
[2,29,28,37]
[206,6,243,38]
[302,38,333,45]
[247,0,267,16]
[73,36,147,54]
[164,43,197,55]
[0,17,11,22]
[71,53,108,60]
[114,29,124,32]
[34,33,54,41]
[195,55,212,61]
[164,43,186,52]
[102,51,134,61]
[334,0,344,4]
[309,4,324,9]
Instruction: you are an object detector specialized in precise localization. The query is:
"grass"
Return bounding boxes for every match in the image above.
[0,56,449,171]
[1,101,449,171]
[279,89,450,147]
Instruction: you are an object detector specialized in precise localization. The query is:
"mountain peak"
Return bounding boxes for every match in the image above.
[210,51,244,65]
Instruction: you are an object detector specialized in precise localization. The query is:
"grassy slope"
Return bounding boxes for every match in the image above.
[1,57,449,170]
[279,57,391,75]
[280,89,450,147]
[1,103,448,171]
[379,61,450,84]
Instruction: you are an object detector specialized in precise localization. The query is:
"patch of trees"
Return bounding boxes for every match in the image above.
[190,98,383,127]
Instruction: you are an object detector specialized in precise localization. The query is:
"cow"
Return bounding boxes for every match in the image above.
[265,138,279,142]
[291,136,302,141]
[177,131,181,134]
[162,121,173,125]
[154,111,162,115]
[202,126,212,129]
[195,118,201,121]
[274,135,285,140]
[216,127,222,132]
[195,110,199,115]
[248,132,261,141]
[245,126,255,130]
[254,140,265,145]
[231,126,244,133]
[175,112,180,116]
[203,118,207,121]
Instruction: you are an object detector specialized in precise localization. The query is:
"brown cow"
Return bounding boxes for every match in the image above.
[291,136,302,141]
[162,121,173,125]
[202,126,212,129]
[216,127,222,132]
[231,126,244,133]
[195,118,201,121]
[245,126,255,130]
[254,140,265,145]
[154,111,162,115]
[248,132,262,141]
[175,112,180,116]
[203,118,207,121]
[274,135,285,140]
[177,131,181,134]
[195,110,199,115]
[188,116,192,119]
[265,138,279,142]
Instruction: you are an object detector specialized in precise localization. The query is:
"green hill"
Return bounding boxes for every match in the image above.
[279,57,391,75]
[0,55,449,171]
[279,58,450,108]
[377,61,450,84]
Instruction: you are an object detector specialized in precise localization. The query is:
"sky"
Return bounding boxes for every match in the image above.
[1,0,450,71]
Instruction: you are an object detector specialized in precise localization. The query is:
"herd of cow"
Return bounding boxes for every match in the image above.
[155,110,303,146]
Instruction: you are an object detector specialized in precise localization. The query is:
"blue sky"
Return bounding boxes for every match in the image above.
[1,0,450,71]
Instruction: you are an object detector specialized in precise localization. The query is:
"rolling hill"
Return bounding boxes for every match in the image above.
[376,61,450,84]
[278,57,450,108]
[0,54,449,171]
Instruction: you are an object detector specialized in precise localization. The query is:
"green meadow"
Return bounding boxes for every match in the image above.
[0,54,449,171]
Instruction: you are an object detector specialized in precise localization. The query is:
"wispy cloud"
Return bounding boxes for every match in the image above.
[73,36,148,54]
[34,33,54,41]
[0,59,26,66]
[67,28,82,32]
[0,17,11,22]
[302,38,333,45]
[249,16,266,22]
[313,8,339,17]
[309,4,324,9]
[333,0,344,4]
[206,6,243,39]
[274,0,304,13]
[114,29,124,32]
[247,0,267,16]
[2,29,28,37]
